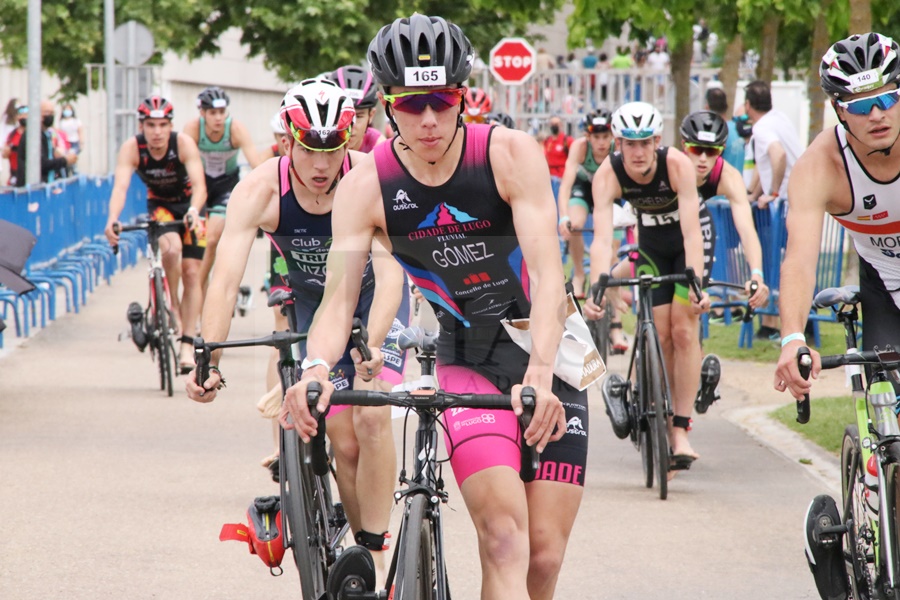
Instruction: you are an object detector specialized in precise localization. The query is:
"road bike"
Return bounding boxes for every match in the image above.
[593,266,703,500]
[318,326,539,600]
[193,288,356,600]
[800,285,900,600]
[113,219,184,396]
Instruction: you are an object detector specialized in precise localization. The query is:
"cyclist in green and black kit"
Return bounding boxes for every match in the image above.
[184,86,262,289]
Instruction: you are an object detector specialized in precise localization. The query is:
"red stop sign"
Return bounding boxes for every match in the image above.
[489,38,536,85]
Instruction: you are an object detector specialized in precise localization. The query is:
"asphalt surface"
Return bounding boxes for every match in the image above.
[0,239,846,599]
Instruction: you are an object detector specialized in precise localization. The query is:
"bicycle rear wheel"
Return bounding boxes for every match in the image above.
[642,328,669,500]
[395,494,437,600]
[153,271,174,396]
[841,425,878,599]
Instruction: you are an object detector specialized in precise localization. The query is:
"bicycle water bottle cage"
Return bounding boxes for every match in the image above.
[219,495,285,574]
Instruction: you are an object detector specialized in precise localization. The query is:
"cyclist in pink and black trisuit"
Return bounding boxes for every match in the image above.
[281,15,583,600]
[185,79,409,580]
[327,65,386,153]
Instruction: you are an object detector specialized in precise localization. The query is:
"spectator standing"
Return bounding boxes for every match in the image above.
[566,52,579,70]
[1,99,17,150]
[706,86,744,172]
[611,46,634,102]
[14,100,77,186]
[582,44,598,69]
[647,42,670,103]
[536,47,556,71]
[57,104,84,156]
[543,115,574,199]
[744,80,802,208]
[2,100,22,185]
[596,52,610,102]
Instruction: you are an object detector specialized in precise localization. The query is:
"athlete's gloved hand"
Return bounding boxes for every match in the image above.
[352,346,383,382]
[774,340,821,400]
[513,379,566,453]
[282,369,332,442]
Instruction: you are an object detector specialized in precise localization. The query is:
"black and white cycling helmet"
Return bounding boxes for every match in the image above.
[820,32,900,98]
[328,65,378,109]
[367,14,474,87]
[280,79,356,150]
[680,110,728,146]
[583,108,613,133]
[611,102,664,139]
[197,86,230,110]
[487,112,516,129]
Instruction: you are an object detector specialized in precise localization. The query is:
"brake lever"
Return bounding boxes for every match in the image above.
[518,386,540,483]
[796,347,812,424]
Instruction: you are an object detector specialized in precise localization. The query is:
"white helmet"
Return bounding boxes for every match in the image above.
[280,79,356,150]
[611,102,664,140]
[270,112,286,135]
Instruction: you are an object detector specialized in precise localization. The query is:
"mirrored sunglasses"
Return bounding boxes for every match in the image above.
[618,128,656,140]
[289,124,351,152]
[836,89,900,116]
[382,88,465,114]
[586,123,611,134]
[684,143,724,158]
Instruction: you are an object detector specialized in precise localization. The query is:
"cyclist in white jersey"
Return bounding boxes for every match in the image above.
[776,32,900,398]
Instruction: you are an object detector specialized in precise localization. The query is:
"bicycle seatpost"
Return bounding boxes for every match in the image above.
[796,347,812,424]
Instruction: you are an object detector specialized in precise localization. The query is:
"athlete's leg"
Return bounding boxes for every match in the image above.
[525,480,583,600]
[460,467,531,599]
[567,202,590,296]
[261,306,289,468]
[668,296,702,459]
[199,213,225,293]
[326,409,362,533]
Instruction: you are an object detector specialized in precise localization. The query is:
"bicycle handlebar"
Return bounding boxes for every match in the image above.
[591,267,703,305]
[192,330,307,388]
[350,318,372,362]
[796,348,812,424]
[110,220,185,255]
[707,279,760,322]
[819,349,900,370]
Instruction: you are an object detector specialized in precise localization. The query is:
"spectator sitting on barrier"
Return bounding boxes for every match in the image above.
[14,100,77,186]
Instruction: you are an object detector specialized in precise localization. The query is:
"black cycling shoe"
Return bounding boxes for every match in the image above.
[694,354,721,414]
[804,494,849,600]
[327,545,376,600]
[602,374,631,439]
[127,302,148,352]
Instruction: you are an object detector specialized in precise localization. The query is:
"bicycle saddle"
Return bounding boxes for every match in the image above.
[397,326,438,352]
[267,288,294,308]
[617,244,639,260]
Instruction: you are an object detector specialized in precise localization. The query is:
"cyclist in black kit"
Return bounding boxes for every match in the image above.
[585,101,711,471]
[105,96,207,370]
[280,15,582,600]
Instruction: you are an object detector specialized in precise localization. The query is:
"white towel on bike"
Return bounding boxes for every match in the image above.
[501,294,606,391]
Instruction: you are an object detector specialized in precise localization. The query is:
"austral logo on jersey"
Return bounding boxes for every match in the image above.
[392,189,419,211]
[864,194,878,210]
[408,203,491,240]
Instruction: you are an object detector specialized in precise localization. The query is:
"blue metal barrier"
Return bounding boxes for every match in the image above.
[0,174,147,346]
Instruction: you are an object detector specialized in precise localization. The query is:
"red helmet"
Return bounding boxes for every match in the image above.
[464,88,492,119]
[137,96,174,121]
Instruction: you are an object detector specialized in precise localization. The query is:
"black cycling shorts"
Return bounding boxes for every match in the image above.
[147,199,206,261]
[206,171,241,216]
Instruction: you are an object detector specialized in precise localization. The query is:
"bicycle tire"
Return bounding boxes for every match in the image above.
[153,271,174,396]
[881,443,900,594]
[395,494,436,600]
[588,309,610,365]
[633,345,653,488]
[841,425,878,599]
[643,327,669,500]
[281,427,328,600]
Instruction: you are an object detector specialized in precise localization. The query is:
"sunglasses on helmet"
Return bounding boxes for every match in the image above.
[382,88,465,115]
[618,128,656,140]
[836,89,900,116]
[586,121,611,134]
[683,143,724,158]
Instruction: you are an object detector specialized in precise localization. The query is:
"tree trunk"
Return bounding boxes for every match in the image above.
[756,14,780,82]
[670,38,693,146]
[849,0,871,34]
[807,0,833,144]
[720,35,743,118]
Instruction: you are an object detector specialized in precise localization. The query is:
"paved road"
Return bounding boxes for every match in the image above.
[0,241,839,599]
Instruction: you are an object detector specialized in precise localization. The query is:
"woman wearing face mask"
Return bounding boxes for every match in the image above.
[57,104,84,157]
[1,99,21,185]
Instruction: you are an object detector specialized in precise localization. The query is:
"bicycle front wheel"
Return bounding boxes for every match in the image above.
[395,494,437,600]
[841,425,877,599]
[281,429,328,600]
[643,327,669,500]
[153,271,174,396]
[588,308,610,365]
[881,443,900,592]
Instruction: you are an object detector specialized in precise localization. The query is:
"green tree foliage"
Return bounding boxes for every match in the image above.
[0,0,560,98]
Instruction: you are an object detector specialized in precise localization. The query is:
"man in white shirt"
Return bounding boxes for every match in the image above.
[744,80,802,209]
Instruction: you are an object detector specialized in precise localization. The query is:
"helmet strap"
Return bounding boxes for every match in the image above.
[837,103,900,157]
[287,139,342,201]
[394,110,464,167]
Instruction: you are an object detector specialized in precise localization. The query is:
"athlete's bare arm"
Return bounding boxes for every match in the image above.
[231,119,263,169]
[367,238,404,349]
[177,133,208,214]
[718,162,769,307]
[774,131,841,397]
[669,149,707,306]
[556,137,588,238]
[104,137,140,244]
[187,159,282,402]
[492,126,568,449]
[586,157,620,292]
[182,118,200,143]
